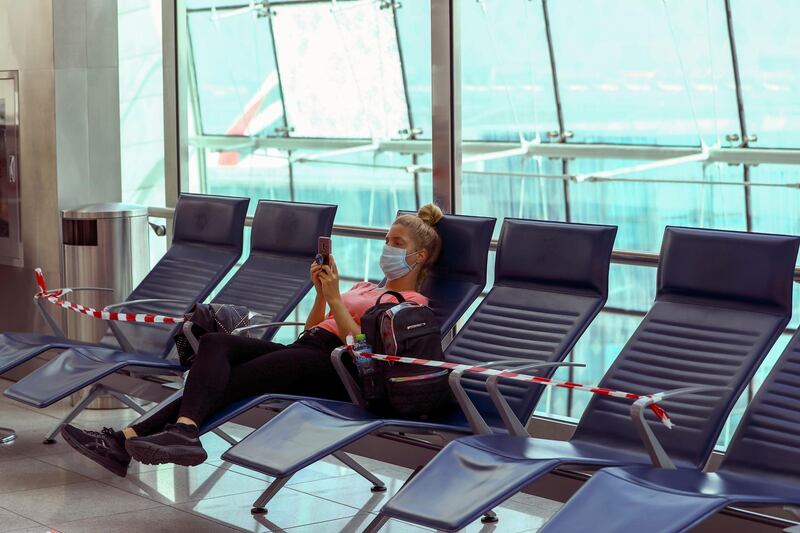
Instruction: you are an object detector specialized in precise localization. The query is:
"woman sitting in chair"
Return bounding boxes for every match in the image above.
[61,204,443,477]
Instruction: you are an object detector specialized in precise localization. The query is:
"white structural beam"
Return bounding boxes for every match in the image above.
[190,134,800,167]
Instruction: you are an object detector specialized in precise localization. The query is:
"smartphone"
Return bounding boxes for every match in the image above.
[317,236,332,266]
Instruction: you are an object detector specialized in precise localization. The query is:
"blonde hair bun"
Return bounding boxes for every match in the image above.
[417,203,443,227]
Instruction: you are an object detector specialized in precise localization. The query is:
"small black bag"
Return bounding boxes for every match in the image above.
[174,303,250,367]
[357,292,453,416]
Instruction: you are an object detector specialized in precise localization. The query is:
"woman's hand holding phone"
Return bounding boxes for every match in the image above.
[310,261,324,297]
[318,255,342,304]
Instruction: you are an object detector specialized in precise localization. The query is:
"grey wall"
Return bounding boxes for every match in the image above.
[0,0,60,336]
[0,0,121,344]
[54,0,121,210]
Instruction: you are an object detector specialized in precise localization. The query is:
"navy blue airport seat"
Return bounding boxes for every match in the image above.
[133,211,498,440]
[362,226,800,532]
[540,327,800,533]
[0,193,249,377]
[3,200,336,442]
[220,219,617,514]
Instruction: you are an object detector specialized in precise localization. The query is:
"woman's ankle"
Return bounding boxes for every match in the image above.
[121,427,138,440]
[176,416,198,428]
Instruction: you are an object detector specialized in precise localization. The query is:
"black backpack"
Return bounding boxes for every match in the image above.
[174,303,250,367]
[357,291,453,417]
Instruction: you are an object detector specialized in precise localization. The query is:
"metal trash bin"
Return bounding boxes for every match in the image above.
[61,203,150,409]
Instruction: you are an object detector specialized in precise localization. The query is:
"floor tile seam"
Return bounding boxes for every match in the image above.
[27,454,101,482]
[0,504,52,530]
[283,472,365,490]
[92,474,164,505]
[207,460,353,486]
[165,485,347,518]
[0,458,93,496]
[166,510,250,533]
[91,471,276,506]
[0,480,165,525]
[41,501,184,531]
[286,483,384,513]
[38,457,183,482]
[280,511,387,531]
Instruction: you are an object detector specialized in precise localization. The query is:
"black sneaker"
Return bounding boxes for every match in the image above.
[60,425,130,478]
[125,423,207,467]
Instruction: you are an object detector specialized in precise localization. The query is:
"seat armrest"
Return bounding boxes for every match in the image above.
[182,321,199,353]
[34,287,114,337]
[449,368,493,435]
[449,358,572,436]
[388,369,449,383]
[331,346,367,407]
[49,286,114,295]
[486,361,586,437]
[232,321,306,336]
[630,385,730,469]
[103,298,190,312]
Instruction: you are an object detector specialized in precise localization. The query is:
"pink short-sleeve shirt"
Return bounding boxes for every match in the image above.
[316,282,428,339]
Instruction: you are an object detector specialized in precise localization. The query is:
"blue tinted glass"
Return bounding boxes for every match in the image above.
[119,2,165,207]
[395,1,432,138]
[197,147,292,216]
[568,160,746,252]
[548,0,739,145]
[460,0,559,142]
[461,156,565,238]
[749,165,800,242]
[291,151,427,229]
[188,7,284,136]
[731,0,800,148]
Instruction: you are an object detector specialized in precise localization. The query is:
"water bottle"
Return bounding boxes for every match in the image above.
[353,333,373,370]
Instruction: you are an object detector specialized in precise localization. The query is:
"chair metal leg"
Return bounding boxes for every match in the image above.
[42,384,105,443]
[211,427,238,445]
[332,451,386,492]
[0,426,16,444]
[106,390,146,414]
[362,513,390,533]
[481,510,498,523]
[251,476,291,514]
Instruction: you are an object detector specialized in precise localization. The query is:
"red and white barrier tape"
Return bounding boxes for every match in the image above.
[31,267,672,426]
[349,347,673,428]
[33,268,184,324]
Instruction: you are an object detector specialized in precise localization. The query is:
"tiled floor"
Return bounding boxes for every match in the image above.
[0,378,561,532]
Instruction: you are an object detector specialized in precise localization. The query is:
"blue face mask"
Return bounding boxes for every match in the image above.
[379,244,420,280]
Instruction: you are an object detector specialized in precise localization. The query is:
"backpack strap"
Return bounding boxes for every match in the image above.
[375,290,406,305]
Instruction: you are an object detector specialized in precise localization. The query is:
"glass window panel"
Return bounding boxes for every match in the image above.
[568,160,746,252]
[271,2,409,139]
[395,1,432,139]
[547,0,739,145]
[118,2,165,207]
[460,156,565,238]
[187,4,284,137]
[730,0,800,148]
[749,164,800,240]
[460,0,559,142]
[291,151,429,230]
[190,146,292,216]
[606,264,655,313]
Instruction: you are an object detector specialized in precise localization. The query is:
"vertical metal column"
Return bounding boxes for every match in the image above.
[430,0,461,214]
[162,0,188,245]
[542,0,575,415]
[724,0,753,236]
[725,0,756,404]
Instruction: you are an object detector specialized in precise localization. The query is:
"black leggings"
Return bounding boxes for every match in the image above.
[131,328,346,436]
